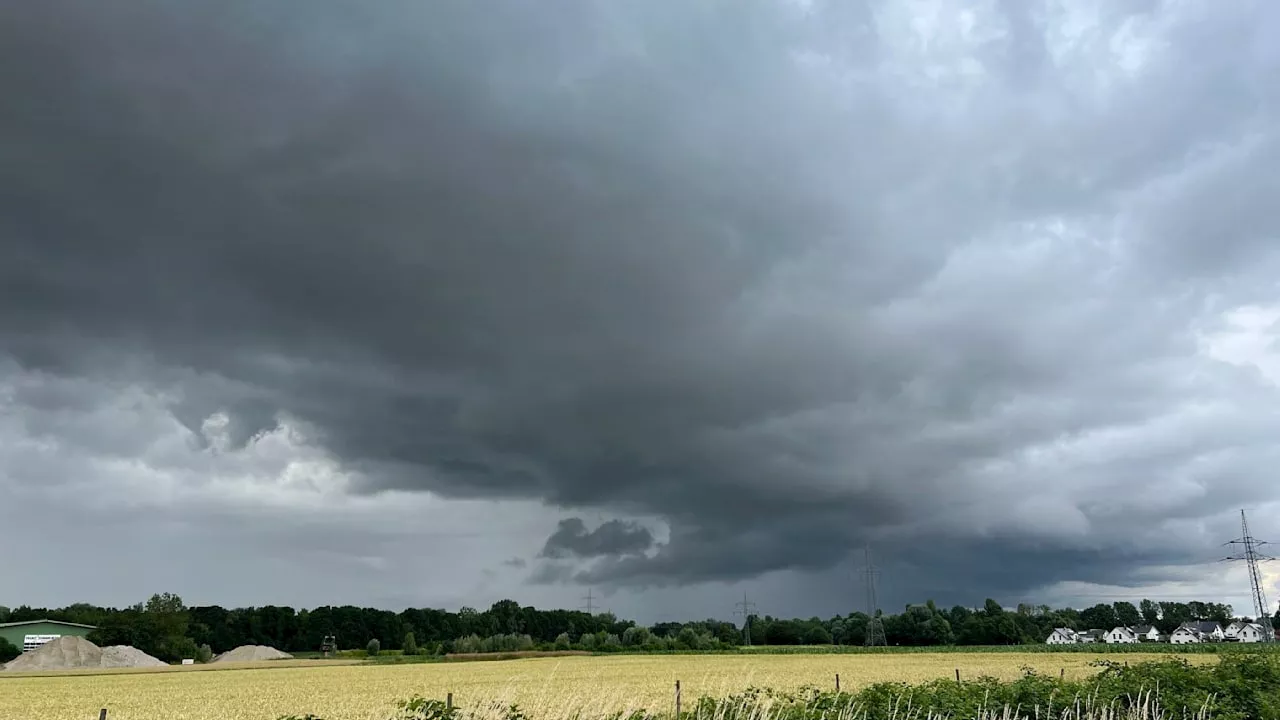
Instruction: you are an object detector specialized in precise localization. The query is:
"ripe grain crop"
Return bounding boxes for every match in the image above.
[0,652,1217,720]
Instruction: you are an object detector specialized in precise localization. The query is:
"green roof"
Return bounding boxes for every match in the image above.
[0,618,97,630]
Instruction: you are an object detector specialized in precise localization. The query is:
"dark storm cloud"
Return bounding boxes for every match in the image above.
[539,518,656,560]
[3,0,1280,610]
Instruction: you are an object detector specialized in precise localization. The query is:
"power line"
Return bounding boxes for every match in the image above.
[858,546,887,646]
[1223,508,1275,642]
[733,591,758,646]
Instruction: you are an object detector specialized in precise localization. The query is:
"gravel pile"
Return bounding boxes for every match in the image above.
[211,644,294,663]
[100,645,167,668]
[2,636,168,672]
[4,636,102,672]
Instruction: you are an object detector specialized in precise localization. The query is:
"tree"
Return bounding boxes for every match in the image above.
[0,637,18,663]
[196,644,213,663]
[830,618,847,645]
[803,625,832,645]
[403,632,418,656]
[1080,604,1119,630]
[0,606,10,623]
[1113,601,1141,627]
[1139,599,1161,625]
[366,638,380,657]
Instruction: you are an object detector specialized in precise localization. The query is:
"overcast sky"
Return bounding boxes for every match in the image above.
[3,0,1280,624]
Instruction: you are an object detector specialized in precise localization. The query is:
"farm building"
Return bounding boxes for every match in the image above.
[0,619,97,653]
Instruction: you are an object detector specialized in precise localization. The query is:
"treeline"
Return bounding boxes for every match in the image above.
[3,595,1276,661]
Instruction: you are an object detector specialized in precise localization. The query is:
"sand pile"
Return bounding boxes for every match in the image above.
[211,644,293,663]
[4,636,102,671]
[2,636,168,672]
[100,645,167,668]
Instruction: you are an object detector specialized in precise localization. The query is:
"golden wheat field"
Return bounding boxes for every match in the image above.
[0,653,1215,720]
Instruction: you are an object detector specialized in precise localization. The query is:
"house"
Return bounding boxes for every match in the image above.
[1045,628,1079,645]
[1169,621,1226,644]
[1105,626,1139,644]
[1235,623,1268,643]
[1224,621,1247,639]
[1193,621,1225,641]
[1132,625,1161,642]
[1078,629,1106,643]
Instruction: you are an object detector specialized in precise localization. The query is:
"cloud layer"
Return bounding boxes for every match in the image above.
[3,0,1280,616]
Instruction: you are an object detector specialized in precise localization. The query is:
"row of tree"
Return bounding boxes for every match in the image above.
[2,595,1277,661]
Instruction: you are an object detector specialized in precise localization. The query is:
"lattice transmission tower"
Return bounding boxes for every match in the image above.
[859,546,888,646]
[733,592,758,646]
[1223,509,1275,642]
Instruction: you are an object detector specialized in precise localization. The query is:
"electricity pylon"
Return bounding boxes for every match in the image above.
[1223,509,1275,642]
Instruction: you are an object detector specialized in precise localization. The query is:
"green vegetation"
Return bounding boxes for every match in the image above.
[0,636,19,663]
[8,593,1279,659]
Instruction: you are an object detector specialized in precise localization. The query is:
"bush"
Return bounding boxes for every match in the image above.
[403,632,418,656]
[553,632,571,651]
[450,633,535,654]
[195,643,213,663]
[0,637,19,663]
[366,638,381,657]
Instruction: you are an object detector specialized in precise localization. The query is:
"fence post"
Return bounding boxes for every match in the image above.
[955,668,960,683]
[446,693,453,710]
[99,711,108,720]
[835,673,840,692]
[675,680,682,717]
[1060,668,1064,680]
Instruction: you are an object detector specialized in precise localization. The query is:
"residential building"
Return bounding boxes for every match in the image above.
[1078,629,1106,643]
[1105,626,1139,644]
[1045,628,1078,645]
[1132,625,1161,642]
[1235,623,1267,643]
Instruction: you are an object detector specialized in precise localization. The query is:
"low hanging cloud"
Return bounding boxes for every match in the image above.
[2,0,1280,613]
[538,518,657,561]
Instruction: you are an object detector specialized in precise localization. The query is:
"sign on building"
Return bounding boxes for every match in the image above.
[23,634,60,653]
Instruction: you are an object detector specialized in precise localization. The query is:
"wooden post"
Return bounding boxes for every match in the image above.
[1060,668,1064,680]
[99,711,108,720]
[446,693,453,710]
[835,673,840,692]
[675,680,682,717]
[955,668,960,683]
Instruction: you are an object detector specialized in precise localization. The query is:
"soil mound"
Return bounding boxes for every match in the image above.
[2,636,170,672]
[211,645,293,663]
[100,645,167,668]
[3,636,102,672]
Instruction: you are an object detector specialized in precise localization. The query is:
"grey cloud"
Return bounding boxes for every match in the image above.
[3,0,1280,613]
[503,557,528,569]
[538,518,656,560]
